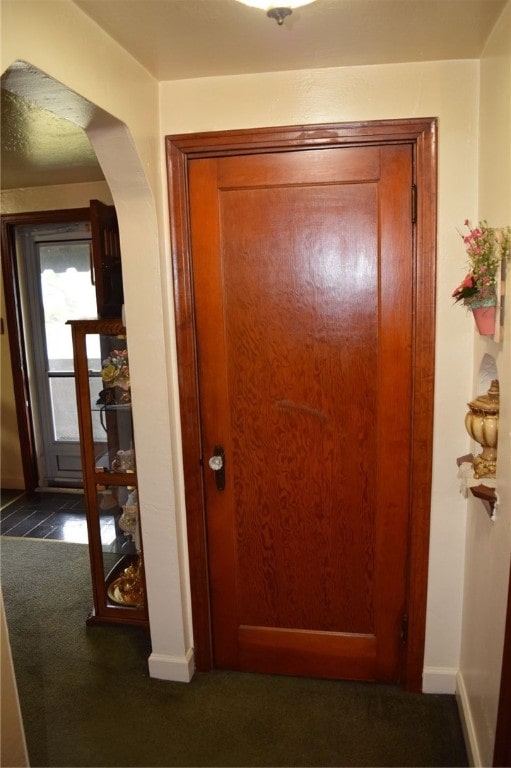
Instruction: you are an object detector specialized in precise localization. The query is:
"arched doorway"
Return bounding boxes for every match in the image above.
[1,61,194,686]
[2,63,131,492]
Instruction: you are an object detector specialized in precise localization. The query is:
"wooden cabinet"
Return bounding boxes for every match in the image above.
[69,318,148,629]
[90,200,123,318]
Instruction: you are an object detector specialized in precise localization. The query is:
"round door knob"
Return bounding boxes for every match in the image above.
[208,455,223,471]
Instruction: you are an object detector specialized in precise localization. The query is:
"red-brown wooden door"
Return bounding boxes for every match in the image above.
[189,144,413,682]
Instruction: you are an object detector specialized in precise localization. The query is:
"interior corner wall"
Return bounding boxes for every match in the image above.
[457,3,511,766]
[160,59,480,691]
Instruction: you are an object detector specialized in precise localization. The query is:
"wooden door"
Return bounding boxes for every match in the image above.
[1,208,91,492]
[494,561,511,766]
[90,199,123,318]
[189,144,413,682]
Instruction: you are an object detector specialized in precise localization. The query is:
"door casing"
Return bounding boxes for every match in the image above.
[1,208,90,492]
[1,204,122,491]
[166,119,437,691]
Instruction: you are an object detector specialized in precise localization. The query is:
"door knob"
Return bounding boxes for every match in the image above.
[208,445,225,491]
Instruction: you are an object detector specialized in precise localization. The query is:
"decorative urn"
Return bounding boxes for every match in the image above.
[465,379,499,478]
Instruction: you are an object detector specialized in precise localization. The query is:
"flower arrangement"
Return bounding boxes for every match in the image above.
[101,348,130,388]
[96,347,131,406]
[452,219,511,308]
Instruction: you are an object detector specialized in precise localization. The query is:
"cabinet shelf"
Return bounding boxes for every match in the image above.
[91,404,132,412]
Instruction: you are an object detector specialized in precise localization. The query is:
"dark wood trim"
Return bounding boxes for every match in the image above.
[1,208,89,491]
[403,121,437,690]
[166,119,437,689]
[494,562,511,767]
[166,140,213,669]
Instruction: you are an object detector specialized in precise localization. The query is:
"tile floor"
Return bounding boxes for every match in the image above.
[0,490,91,543]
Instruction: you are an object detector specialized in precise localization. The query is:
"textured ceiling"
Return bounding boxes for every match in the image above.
[1,89,105,190]
[1,0,506,190]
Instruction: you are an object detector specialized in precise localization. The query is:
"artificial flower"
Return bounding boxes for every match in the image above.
[452,220,511,307]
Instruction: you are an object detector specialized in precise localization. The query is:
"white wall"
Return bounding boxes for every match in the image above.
[0,594,28,767]
[458,4,511,766]
[160,59,480,690]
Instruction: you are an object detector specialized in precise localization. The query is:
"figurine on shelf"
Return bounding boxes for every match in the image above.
[98,486,119,511]
[108,557,145,607]
[97,347,131,405]
[111,448,135,474]
[107,487,145,608]
[118,487,140,550]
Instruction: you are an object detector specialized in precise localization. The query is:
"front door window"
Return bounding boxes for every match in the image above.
[20,224,98,486]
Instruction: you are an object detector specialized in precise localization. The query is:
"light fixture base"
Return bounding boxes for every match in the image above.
[267,7,293,24]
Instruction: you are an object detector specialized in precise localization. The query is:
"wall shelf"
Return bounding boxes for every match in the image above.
[457,454,497,520]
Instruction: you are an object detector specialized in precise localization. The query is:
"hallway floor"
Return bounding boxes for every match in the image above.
[1,491,470,767]
[2,534,469,768]
[0,489,89,543]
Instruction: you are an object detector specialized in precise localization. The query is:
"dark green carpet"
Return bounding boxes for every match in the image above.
[1,537,468,767]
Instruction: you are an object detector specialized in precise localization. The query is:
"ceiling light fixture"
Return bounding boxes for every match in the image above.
[235,0,317,26]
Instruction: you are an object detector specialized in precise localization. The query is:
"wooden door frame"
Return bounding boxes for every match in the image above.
[166,118,437,692]
[493,560,511,765]
[1,208,90,492]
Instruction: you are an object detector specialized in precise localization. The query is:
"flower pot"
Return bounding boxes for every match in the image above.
[471,304,496,336]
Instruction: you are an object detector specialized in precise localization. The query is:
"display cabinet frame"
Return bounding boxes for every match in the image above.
[69,318,148,629]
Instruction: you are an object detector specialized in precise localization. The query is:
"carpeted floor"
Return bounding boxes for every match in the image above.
[0,537,468,767]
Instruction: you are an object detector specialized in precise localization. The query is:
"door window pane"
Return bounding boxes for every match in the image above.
[39,241,98,444]
[39,242,97,373]
[49,377,80,440]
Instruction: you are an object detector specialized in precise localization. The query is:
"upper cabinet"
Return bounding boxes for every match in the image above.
[90,199,124,318]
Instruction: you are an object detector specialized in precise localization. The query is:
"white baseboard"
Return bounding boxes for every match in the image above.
[456,670,481,767]
[148,647,195,682]
[422,665,458,693]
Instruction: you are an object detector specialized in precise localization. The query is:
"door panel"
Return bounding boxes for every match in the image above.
[189,144,413,682]
[216,145,381,186]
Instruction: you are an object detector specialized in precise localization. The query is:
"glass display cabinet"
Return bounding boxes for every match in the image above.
[68,318,148,629]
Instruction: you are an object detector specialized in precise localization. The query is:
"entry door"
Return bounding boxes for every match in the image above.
[6,203,122,489]
[189,143,414,682]
[20,224,96,487]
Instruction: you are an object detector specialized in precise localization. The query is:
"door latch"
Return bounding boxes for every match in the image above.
[208,445,225,491]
